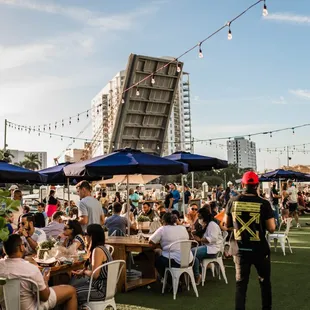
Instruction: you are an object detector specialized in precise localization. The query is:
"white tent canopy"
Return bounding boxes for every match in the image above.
[98,174,160,185]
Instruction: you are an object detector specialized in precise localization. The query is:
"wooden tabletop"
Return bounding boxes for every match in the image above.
[106,236,153,247]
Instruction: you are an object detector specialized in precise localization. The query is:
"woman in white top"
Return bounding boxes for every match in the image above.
[192,207,223,284]
[149,212,192,279]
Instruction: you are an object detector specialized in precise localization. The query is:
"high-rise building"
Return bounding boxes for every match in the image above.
[90,57,192,157]
[227,137,257,170]
[65,143,91,162]
[10,150,47,169]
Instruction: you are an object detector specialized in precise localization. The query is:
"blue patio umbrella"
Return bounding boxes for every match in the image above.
[260,169,309,181]
[64,148,188,234]
[0,160,47,183]
[64,148,188,177]
[164,151,228,172]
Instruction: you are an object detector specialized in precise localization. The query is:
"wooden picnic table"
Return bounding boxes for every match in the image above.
[106,236,157,292]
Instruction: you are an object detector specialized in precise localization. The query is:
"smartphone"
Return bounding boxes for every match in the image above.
[41,267,51,276]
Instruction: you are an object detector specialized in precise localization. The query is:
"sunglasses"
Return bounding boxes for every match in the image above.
[191,208,198,211]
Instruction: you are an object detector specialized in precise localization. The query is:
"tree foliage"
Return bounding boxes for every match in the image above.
[23,153,42,170]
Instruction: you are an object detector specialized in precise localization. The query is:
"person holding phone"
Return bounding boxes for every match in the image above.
[0,234,77,310]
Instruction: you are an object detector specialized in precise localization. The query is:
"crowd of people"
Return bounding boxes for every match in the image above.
[1,174,308,310]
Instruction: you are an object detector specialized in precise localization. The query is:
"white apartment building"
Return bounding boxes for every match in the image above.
[91,69,192,157]
[10,149,47,169]
[227,137,257,170]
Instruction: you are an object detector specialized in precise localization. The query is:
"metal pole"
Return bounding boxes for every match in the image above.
[4,119,7,151]
[224,172,227,188]
[181,175,185,216]
[126,175,130,236]
[287,146,289,167]
[67,178,70,205]
[191,171,194,190]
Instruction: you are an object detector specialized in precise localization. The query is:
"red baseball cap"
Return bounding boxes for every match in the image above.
[242,171,259,185]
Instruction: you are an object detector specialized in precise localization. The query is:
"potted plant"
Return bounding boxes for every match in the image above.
[136,215,151,230]
[0,189,20,242]
[37,239,56,260]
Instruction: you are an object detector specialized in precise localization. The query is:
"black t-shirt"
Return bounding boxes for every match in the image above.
[269,187,279,205]
[226,193,274,254]
[164,192,173,209]
[184,190,191,204]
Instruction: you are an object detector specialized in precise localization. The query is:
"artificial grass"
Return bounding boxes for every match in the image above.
[116,216,310,310]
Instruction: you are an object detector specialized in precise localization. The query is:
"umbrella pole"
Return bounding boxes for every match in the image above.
[126,175,130,236]
[191,171,194,190]
[182,174,186,216]
[67,178,70,205]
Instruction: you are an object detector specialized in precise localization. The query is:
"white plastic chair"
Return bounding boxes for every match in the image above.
[201,231,228,286]
[268,217,293,256]
[84,260,125,310]
[162,240,199,300]
[105,244,114,256]
[1,277,40,310]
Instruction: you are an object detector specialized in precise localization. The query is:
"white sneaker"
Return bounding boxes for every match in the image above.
[296,223,301,229]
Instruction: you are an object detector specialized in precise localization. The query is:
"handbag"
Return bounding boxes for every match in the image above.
[228,230,239,256]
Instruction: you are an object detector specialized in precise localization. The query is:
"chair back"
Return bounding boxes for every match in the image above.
[87,260,125,303]
[168,240,198,268]
[2,277,40,310]
[284,218,293,235]
[110,229,126,236]
[105,244,114,255]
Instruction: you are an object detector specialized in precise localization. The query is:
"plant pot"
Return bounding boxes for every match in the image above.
[138,221,150,230]
[37,249,49,260]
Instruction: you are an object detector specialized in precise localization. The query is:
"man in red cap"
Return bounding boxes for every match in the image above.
[223,171,275,310]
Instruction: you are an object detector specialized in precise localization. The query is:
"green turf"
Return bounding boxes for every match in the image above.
[116,216,310,310]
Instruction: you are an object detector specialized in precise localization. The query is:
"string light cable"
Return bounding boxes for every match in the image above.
[6,0,268,132]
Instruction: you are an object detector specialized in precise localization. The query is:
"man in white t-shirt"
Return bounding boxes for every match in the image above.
[76,180,105,231]
[287,180,300,228]
[0,234,77,310]
[18,214,47,255]
[149,212,193,280]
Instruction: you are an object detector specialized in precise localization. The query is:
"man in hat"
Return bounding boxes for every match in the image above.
[223,171,275,310]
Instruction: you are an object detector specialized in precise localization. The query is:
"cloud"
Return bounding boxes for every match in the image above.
[289,89,310,100]
[271,96,287,105]
[0,0,158,30]
[264,13,310,25]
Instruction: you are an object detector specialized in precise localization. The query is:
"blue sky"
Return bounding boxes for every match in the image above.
[0,0,309,171]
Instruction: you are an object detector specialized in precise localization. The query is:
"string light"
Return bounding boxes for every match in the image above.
[121,98,125,104]
[292,128,295,135]
[176,61,181,73]
[136,88,140,96]
[77,114,80,122]
[151,75,155,85]
[62,120,64,127]
[198,43,203,58]
[227,22,232,40]
[270,132,272,138]
[263,0,268,17]
[86,111,89,118]
[55,122,57,130]
[69,118,71,125]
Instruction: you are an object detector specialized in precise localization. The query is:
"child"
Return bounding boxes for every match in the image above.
[37,202,48,222]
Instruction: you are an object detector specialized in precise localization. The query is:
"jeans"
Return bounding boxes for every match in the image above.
[234,252,272,310]
[192,246,216,277]
[272,204,280,227]
[155,255,180,278]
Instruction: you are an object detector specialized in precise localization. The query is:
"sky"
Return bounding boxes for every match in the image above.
[0,0,310,172]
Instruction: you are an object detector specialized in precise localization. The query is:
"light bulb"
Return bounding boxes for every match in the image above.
[228,29,232,40]
[151,76,155,84]
[198,43,203,58]
[121,98,125,104]
[177,64,181,73]
[136,88,140,96]
[263,3,268,17]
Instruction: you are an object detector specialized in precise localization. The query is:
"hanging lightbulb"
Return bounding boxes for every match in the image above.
[121,98,125,104]
[69,118,72,125]
[263,0,268,16]
[86,111,89,118]
[62,120,64,127]
[292,128,295,135]
[55,122,57,130]
[157,145,160,150]
[151,75,155,84]
[50,134,52,138]
[228,27,232,40]
[43,125,46,131]
[136,88,140,96]
[176,62,181,73]
[141,144,144,150]
[198,43,203,58]
[61,136,63,141]
[270,132,272,138]
[77,114,80,122]
[73,138,75,143]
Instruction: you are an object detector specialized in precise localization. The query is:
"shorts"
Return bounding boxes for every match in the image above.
[39,287,57,310]
[288,203,298,213]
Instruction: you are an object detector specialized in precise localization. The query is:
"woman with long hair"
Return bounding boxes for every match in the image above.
[281,182,289,221]
[63,220,85,251]
[72,224,113,307]
[44,190,59,219]
[113,192,121,203]
[192,207,223,284]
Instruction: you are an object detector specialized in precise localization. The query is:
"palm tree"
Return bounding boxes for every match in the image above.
[23,153,42,170]
[14,161,26,167]
[0,149,14,163]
